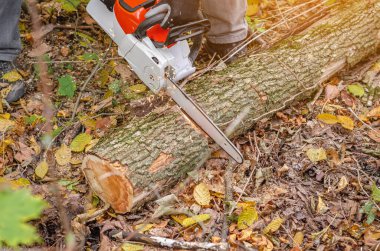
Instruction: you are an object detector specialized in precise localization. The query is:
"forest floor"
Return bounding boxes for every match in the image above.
[0,0,379,250]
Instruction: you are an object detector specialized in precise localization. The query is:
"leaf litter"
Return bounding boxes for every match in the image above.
[0,0,378,250]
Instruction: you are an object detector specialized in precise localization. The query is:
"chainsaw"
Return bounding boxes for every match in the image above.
[87,0,243,163]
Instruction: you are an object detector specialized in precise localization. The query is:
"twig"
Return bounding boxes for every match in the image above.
[70,42,112,121]
[109,230,228,251]
[352,158,380,211]
[222,159,234,243]
[75,203,111,223]
[348,108,379,133]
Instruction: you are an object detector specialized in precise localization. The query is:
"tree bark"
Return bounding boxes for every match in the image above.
[81,0,380,213]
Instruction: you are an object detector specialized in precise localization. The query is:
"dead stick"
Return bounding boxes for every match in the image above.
[109,230,228,251]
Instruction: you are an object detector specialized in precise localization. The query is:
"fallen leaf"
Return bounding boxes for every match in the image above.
[317,113,338,125]
[35,160,48,179]
[55,144,71,166]
[193,183,211,206]
[337,115,355,130]
[2,71,22,83]
[306,148,327,163]
[367,106,380,118]
[368,130,380,143]
[324,85,340,100]
[263,217,284,235]
[70,133,92,152]
[28,43,51,57]
[121,242,144,251]
[336,176,349,192]
[372,184,380,202]
[134,224,154,233]
[347,84,365,97]
[341,90,355,107]
[129,84,147,94]
[238,205,258,230]
[293,231,304,247]
[238,229,253,241]
[0,118,15,132]
[181,214,211,227]
[316,196,329,214]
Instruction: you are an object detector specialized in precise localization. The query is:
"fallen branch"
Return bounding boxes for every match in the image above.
[109,230,228,251]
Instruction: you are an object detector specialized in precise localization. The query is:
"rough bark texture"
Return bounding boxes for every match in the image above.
[82,0,380,213]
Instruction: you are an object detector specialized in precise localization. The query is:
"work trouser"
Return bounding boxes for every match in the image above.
[0,0,22,62]
[202,0,248,44]
[0,0,247,61]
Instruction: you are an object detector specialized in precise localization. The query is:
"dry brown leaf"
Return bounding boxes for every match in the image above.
[368,130,380,143]
[324,85,340,100]
[367,106,380,118]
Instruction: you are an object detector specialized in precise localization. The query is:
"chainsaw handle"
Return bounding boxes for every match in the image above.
[134,13,166,39]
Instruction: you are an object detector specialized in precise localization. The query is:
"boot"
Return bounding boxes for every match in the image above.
[0,61,26,103]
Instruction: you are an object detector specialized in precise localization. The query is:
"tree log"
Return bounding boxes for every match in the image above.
[81,0,380,213]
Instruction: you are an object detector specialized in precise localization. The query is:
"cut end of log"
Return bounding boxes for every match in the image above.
[81,155,133,213]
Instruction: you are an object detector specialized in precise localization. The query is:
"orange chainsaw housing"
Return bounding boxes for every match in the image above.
[114,0,170,44]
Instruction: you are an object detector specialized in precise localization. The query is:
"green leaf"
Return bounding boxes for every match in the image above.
[361,201,376,225]
[70,133,92,152]
[371,184,380,202]
[58,0,81,12]
[109,80,121,94]
[58,75,77,98]
[78,53,99,62]
[0,188,47,247]
[347,84,365,97]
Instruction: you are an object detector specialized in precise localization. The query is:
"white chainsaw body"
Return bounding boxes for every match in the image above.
[87,0,196,93]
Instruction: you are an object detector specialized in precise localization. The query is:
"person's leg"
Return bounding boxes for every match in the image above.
[201,0,248,44]
[0,0,25,103]
[0,0,22,62]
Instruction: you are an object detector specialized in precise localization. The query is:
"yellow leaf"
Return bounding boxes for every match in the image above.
[367,106,380,118]
[317,113,338,125]
[85,139,99,152]
[121,242,144,251]
[336,176,348,192]
[293,231,304,247]
[238,229,253,241]
[55,144,72,166]
[171,214,187,225]
[181,214,211,227]
[129,84,147,94]
[306,148,327,163]
[0,118,15,133]
[316,196,329,214]
[11,178,31,188]
[263,217,284,235]
[238,205,258,230]
[70,133,92,152]
[2,70,22,82]
[0,138,13,154]
[134,224,154,233]
[193,183,211,206]
[0,113,11,119]
[337,116,354,130]
[35,160,48,179]
[246,0,259,16]
[79,115,97,130]
[30,136,41,155]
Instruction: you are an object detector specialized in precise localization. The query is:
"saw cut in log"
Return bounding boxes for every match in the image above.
[82,0,380,213]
